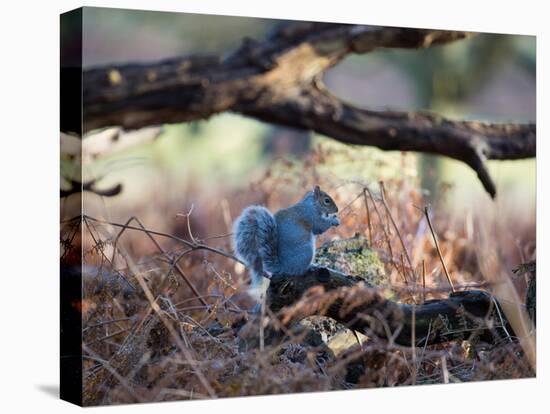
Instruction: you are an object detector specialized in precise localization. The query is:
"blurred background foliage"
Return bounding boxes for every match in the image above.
[77,7,535,225]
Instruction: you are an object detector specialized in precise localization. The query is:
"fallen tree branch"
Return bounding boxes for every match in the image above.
[60,178,123,198]
[62,127,163,159]
[267,266,513,346]
[80,21,535,197]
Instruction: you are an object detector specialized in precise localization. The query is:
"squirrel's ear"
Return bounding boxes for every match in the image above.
[313,185,321,198]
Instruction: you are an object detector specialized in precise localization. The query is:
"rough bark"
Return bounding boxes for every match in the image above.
[267,266,512,347]
[81,22,535,197]
[60,178,123,198]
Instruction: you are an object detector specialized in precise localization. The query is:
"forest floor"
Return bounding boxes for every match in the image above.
[62,147,536,405]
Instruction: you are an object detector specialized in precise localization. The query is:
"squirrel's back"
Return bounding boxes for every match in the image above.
[274,206,316,275]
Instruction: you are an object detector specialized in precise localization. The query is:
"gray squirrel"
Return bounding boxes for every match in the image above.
[233,186,340,300]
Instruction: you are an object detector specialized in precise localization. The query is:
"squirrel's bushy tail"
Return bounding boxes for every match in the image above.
[233,206,279,295]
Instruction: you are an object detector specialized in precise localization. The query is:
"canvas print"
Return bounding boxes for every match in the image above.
[60,7,536,406]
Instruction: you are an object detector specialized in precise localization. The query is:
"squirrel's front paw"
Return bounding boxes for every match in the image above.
[330,215,340,226]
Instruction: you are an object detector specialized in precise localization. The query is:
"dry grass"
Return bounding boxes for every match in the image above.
[61,144,536,406]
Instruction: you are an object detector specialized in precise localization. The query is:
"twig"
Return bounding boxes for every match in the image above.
[155,388,208,401]
[379,182,416,285]
[422,206,455,292]
[418,320,433,367]
[441,356,449,384]
[84,214,244,310]
[84,317,134,332]
[390,281,488,295]
[83,345,144,403]
[411,303,417,385]
[201,232,233,242]
[204,261,236,290]
[338,191,364,215]
[362,188,374,245]
[363,187,405,285]
[176,204,197,243]
[132,267,217,398]
[422,260,427,303]
[379,182,393,236]
[491,296,513,342]
[82,216,136,290]
[84,215,244,265]
[86,327,133,346]
[104,216,206,306]
[220,198,233,236]
[260,297,266,352]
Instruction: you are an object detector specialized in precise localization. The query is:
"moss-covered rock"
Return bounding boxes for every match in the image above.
[314,235,388,288]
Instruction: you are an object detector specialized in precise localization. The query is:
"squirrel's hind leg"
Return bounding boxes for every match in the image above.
[247,257,270,303]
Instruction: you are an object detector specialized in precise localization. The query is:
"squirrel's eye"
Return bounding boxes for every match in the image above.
[324,197,330,204]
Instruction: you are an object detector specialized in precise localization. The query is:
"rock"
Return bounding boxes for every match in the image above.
[301,236,386,359]
[239,237,386,363]
[314,235,388,288]
[295,316,342,347]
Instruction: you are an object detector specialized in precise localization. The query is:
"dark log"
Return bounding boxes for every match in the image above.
[81,22,535,198]
[267,266,513,347]
[514,261,536,325]
[60,178,123,198]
